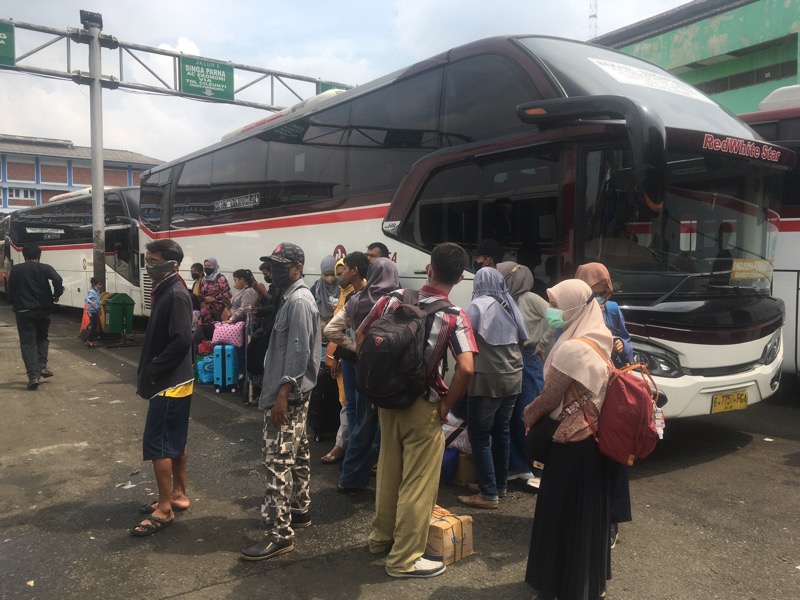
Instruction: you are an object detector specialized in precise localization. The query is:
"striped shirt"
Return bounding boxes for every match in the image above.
[358,285,478,403]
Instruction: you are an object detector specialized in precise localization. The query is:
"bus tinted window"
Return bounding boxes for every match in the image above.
[481,155,559,246]
[401,153,560,254]
[442,55,539,146]
[172,154,213,226]
[212,138,268,184]
[266,142,346,203]
[140,168,172,232]
[350,68,441,143]
[780,117,800,141]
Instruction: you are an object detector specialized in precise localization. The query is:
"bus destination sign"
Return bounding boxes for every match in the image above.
[180,56,234,101]
[0,22,14,67]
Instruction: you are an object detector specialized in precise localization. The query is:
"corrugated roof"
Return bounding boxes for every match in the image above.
[0,134,162,166]
[591,0,759,49]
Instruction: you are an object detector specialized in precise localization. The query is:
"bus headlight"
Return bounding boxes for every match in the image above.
[630,342,682,378]
[760,330,781,365]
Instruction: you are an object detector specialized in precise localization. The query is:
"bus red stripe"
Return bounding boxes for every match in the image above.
[141,204,390,239]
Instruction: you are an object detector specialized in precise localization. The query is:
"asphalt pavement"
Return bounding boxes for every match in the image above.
[0,301,798,600]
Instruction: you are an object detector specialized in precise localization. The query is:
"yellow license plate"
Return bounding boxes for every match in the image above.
[711,390,749,414]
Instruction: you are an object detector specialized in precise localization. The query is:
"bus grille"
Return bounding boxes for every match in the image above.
[683,362,757,377]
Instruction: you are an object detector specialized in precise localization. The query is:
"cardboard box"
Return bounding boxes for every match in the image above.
[425,514,474,565]
[453,452,477,486]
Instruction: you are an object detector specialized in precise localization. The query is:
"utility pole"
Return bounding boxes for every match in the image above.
[81,9,106,288]
[590,0,599,39]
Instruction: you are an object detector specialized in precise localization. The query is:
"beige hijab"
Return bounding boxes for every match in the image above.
[575,262,612,294]
[544,279,612,397]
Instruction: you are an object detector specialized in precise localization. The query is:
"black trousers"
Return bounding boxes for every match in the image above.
[15,309,51,379]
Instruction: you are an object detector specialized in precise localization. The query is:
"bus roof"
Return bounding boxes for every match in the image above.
[143,35,762,178]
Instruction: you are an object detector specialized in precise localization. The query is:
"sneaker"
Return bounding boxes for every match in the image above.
[40,367,54,378]
[467,483,506,498]
[507,471,534,481]
[85,341,95,348]
[609,523,619,549]
[387,556,446,579]
[290,511,311,528]
[27,377,40,390]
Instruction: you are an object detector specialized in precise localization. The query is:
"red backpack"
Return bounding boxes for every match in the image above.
[577,337,661,466]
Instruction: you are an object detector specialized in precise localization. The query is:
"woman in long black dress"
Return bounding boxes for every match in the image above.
[523,279,613,600]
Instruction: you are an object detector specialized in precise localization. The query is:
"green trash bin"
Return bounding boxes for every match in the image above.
[103,293,135,334]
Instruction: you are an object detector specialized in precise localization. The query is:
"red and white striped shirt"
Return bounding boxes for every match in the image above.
[358,284,478,402]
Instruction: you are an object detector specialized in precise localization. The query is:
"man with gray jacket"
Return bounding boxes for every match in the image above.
[241,242,321,561]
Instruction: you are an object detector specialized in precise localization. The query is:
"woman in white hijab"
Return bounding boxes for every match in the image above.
[523,279,613,600]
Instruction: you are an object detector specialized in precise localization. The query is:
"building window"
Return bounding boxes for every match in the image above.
[695,60,797,95]
[8,188,36,199]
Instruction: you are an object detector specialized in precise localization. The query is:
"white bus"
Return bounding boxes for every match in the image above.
[138,35,793,418]
[740,86,800,375]
[1,187,144,312]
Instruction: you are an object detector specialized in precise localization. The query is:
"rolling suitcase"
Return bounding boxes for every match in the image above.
[214,344,239,393]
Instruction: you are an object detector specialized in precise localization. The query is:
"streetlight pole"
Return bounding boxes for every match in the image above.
[81,9,106,288]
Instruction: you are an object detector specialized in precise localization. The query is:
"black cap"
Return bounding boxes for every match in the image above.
[475,238,505,263]
[260,242,305,266]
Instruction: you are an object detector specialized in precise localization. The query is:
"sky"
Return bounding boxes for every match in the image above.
[1,0,690,163]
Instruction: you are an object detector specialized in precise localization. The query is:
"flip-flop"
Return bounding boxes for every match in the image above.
[139,501,189,515]
[320,448,344,465]
[131,515,174,537]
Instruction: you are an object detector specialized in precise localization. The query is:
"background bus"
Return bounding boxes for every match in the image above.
[2,187,143,313]
[139,35,792,418]
[740,86,800,375]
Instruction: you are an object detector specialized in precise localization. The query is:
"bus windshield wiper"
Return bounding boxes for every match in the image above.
[651,271,732,306]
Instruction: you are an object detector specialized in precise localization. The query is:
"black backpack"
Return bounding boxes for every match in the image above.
[356,289,451,409]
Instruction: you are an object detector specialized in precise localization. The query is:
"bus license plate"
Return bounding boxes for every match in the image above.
[711,390,748,414]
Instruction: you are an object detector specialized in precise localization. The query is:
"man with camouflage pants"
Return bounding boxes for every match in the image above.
[241,242,321,561]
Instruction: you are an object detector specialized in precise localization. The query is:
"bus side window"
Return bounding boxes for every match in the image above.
[402,164,480,251]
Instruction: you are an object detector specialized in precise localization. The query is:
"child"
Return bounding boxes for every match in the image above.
[85,277,102,347]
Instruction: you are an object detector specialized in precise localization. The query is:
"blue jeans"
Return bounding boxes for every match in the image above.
[467,394,517,500]
[340,360,378,489]
[15,309,51,379]
[508,349,545,474]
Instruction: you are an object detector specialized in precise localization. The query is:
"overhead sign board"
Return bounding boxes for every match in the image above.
[0,22,15,67]
[318,81,349,93]
[179,56,234,101]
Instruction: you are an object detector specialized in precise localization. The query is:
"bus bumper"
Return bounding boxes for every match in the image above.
[654,343,782,418]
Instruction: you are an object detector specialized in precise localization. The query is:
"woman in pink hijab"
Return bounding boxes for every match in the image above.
[523,279,613,600]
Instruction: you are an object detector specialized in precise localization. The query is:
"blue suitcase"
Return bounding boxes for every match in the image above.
[214,344,239,393]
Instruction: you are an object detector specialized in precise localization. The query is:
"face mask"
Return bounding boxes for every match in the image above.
[191,272,200,280]
[146,260,177,282]
[322,275,337,286]
[473,261,484,271]
[203,267,214,276]
[545,306,566,329]
[271,264,292,288]
[595,295,608,306]
[336,276,347,288]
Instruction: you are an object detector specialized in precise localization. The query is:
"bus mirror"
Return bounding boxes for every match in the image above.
[539,214,556,241]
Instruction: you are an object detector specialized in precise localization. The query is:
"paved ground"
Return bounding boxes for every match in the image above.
[0,301,798,599]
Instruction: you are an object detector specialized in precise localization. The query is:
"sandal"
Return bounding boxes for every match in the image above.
[321,446,344,465]
[139,500,189,515]
[131,515,174,537]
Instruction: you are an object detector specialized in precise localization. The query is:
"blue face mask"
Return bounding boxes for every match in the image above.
[545,306,566,329]
[595,295,608,306]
